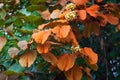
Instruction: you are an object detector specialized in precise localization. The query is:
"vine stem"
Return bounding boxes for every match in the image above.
[92,0,95,4]
[100,37,108,80]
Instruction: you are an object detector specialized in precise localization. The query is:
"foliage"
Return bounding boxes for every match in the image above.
[0,0,120,80]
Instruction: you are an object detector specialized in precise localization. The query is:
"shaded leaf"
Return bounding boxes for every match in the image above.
[8,47,19,58]
[19,50,36,67]
[64,65,83,80]
[17,40,28,50]
[41,52,58,66]
[106,14,119,25]
[0,36,7,51]
[37,41,52,54]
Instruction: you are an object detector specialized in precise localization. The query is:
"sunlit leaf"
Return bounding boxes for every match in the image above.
[57,54,76,71]
[52,25,71,38]
[19,50,36,67]
[83,47,98,64]
[50,9,61,19]
[32,30,51,44]
[71,0,89,6]
[86,4,100,17]
[77,10,87,20]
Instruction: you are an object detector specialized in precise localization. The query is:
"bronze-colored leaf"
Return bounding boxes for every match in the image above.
[17,40,28,50]
[0,36,7,51]
[32,30,51,44]
[57,54,76,71]
[50,9,61,19]
[106,14,119,25]
[8,47,19,58]
[64,65,83,80]
[19,50,36,67]
[41,52,58,66]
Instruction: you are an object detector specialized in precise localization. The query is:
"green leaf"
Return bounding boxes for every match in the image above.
[4,63,25,75]
[30,0,46,4]
[14,18,24,26]
[27,4,46,12]
[26,14,43,25]
[0,9,6,19]
[0,19,4,27]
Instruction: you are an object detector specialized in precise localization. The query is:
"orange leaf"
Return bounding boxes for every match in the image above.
[106,14,119,25]
[32,30,51,44]
[57,54,76,71]
[50,9,61,19]
[0,36,7,51]
[117,24,120,31]
[84,47,98,64]
[52,25,71,38]
[41,52,58,66]
[71,0,89,6]
[96,0,102,3]
[64,65,83,80]
[37,41,52,54]
[58,10,70,19]
[86,4,100,17]
[97,13,107,27]
[77,10,87,20]
[38,9,51,20]
[19,50,36,67]
[38,19,68,29]
[83,67,92,80]
[8,47,19,58]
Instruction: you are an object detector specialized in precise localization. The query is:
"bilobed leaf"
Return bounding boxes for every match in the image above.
[17,40,28,50]
[77,10,87,20]
[57,54,76,71]
[106,14,119,25]
[52,25,71,38]
[19,50,36,67]
[86,4,100,17]
[37,41,52,54]
[41,52,58,66]
[64,65,83,80]
[32,30,51,44]
[8,47,19,58]
[0,36,7,51]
